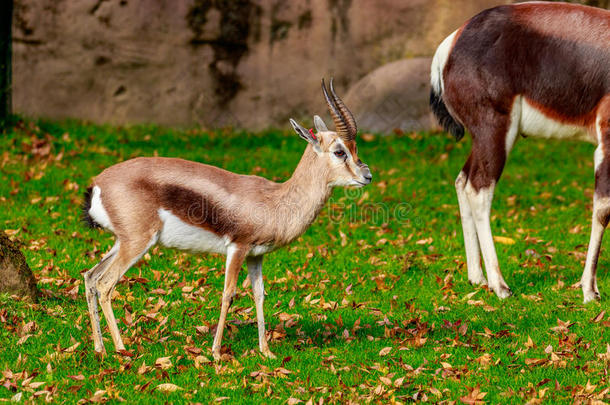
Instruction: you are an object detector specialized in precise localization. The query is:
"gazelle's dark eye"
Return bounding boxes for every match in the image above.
[334,150,346,158]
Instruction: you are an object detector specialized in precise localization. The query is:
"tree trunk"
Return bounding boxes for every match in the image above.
[0,233,38,301]
[0,0,13,126]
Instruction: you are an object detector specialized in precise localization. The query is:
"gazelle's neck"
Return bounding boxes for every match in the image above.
[272,146,332,244]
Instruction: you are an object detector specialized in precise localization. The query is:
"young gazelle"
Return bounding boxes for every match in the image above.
[430,2,609,302]
[82,80,372,359]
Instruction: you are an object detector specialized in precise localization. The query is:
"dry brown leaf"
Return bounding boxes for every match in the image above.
[155,356,172,370]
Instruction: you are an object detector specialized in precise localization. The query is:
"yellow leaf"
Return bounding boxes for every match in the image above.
[494,236,516,245]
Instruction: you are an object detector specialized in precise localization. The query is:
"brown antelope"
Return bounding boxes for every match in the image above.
[82,79,372,359]
[430,2,609,302]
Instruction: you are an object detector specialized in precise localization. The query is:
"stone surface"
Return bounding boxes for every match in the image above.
[0,233,38,301]
[9,0,523,129]
[343,57,437,133]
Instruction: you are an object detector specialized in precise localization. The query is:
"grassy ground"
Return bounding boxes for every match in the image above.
[0,118,608,404]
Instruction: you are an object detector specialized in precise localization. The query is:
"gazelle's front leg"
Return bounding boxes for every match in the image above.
[212,244,248,360]
[246,255,275,359]
[455,168,486,285]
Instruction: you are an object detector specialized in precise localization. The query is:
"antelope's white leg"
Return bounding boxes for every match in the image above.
[582,112,610,303]
[466,182,512,298]
[582,198,605,303]
[84,242,120,353]
[96,234,158,352]
[461,99,520,298]
[455,171,486,285]
[247,255,275,359]
[212,244,248,360]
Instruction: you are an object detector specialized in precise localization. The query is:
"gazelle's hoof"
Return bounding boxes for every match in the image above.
[261,348,277,359]
[583,290,601,304]
[491,284,512,299]
[212,350,222,361]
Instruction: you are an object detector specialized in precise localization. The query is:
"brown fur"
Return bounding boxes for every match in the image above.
[434,2,610,302]
[443,2,610,190]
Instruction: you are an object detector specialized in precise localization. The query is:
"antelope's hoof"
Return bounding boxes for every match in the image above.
[261,348,277,359]
[492,284,513,299]
[583,290,601,304]
[212,350,222,362]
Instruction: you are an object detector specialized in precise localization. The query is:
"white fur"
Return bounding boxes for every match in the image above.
[157,209,276,256]
[455,172,486,285]
[595,145,604,172]
[464,181,512,299]
[249,244,275,256]
[158,209,230,254]
[89,186,115,232]
[431,30,458,95]
[505,97,523,153]
[520,98,593,142]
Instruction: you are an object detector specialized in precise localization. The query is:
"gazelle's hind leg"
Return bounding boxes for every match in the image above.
[95,233,159,352]
[456,157,486,285]
[462,103,520,299]
[582,99,610,303]
[84,243,120,353]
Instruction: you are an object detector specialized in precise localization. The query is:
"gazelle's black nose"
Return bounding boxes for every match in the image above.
[361,165,372,183]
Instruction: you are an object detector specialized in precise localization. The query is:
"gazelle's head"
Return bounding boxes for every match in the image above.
[290,79,372,188]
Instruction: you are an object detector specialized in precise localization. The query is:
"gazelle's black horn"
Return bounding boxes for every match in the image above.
[329,78,357,141]
[322,78,350,138]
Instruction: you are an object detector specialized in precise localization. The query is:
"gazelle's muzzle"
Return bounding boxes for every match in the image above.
[359,163,372,185]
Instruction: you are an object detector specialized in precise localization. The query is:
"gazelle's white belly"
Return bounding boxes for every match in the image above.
[158,209,230,254]
[519,98,594,143]
[157,209,277,257]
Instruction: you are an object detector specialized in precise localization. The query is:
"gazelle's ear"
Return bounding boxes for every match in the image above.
[313,115,328,132]
[290,118,322,154]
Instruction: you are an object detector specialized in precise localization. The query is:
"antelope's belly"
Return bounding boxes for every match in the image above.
[519,99,594,143]
[157,208,277,256]
[158,208,230,254]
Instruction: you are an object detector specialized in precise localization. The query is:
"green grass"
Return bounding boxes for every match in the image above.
[0,118,609,403]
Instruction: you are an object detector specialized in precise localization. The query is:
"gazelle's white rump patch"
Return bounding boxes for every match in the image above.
[89,186,115,232]
[520,98,593,142]
[158,209,230,254]
[431,30,458,94]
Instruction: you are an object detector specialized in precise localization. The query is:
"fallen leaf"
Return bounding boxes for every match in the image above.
[379,347,392,356]
[494,236,516,245]
[155,383,182,392]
